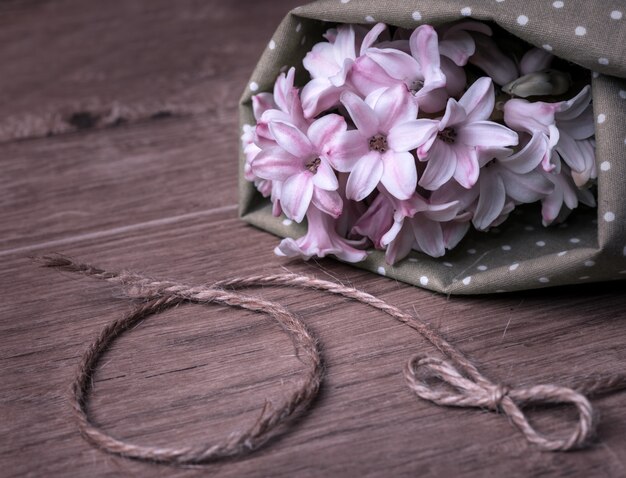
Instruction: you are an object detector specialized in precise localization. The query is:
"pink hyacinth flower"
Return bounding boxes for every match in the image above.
[301,23,387,118]
[275,206,368,262]
[503,86,595,181]
[330,84,427,201]
[351,25,448,113]
[251,114,347,223]
[541,164,596,226]
[412,77,519,190]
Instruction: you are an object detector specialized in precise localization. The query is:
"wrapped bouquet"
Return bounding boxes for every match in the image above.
[239,1,626,294]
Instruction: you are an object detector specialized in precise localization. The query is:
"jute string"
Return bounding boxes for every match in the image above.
[41,256,626,464]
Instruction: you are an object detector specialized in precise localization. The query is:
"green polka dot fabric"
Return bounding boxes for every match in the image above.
[238,0,626,295]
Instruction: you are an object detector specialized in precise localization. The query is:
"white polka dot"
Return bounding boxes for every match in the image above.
[269,40,276,50]
[296,23,302,32]
[536,241,546,247]
[365,15,375,22]
[579,276,590,280]
[611,10,623,20]
[524,225,534,231]
[599,58,610,65]
[461,7,472,16]
[543,44,553,51]
[477,265,488,271]
[624,137,626,145]
[377,266,386,276]
[597,113,606,124]
[584,260,595,267]
[412,10,422,21]
[496,0,505,2]
[604,211,616,222]
[552,1,564,8]
[443,262,453,267]
[462,276,472,285]
[509,263,519,271]
[467,248,476,254]
[619,90,626,99]
[249,82,259,91]
[502,245,511,251]
[300,36,307,46]
[496,289,506,293]
[575,26,587,36]
[282,218,293,226]
[600,161,611,171]
[341,0,350,3]
[620,270,626,274]
[408,257,418,263]
[539,277,550,283]
[557,251,567,256]
[517,15,529,26]
[569,237,580,244]
[420,276,429,286]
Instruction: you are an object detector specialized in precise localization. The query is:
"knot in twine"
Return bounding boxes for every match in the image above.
[40,256,626,465]
[404,356,596,451]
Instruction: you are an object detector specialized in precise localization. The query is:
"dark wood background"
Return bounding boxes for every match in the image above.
[1,1,625,476]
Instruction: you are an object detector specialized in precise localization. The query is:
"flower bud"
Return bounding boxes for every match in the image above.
[502,70,571,98]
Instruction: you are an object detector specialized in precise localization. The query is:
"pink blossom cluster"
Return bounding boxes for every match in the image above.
[242,21,596,264]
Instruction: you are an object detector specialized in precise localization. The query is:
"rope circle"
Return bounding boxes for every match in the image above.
[70,290,323,465]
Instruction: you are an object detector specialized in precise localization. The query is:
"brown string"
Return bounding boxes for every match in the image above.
[40,255,626,464]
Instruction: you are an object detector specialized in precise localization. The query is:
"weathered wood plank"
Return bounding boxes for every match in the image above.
[0,0,302,143]
[0,114,238,252]
[1,210,624,477]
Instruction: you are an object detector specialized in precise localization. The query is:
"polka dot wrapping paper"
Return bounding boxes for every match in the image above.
[238,0,626,294]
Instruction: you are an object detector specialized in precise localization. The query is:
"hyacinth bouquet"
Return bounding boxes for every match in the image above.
[241,20,596,266]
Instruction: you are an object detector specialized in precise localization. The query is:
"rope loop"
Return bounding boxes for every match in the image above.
[39,255,626,463]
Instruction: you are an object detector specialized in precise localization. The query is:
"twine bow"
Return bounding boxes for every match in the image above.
[405,355,596,451]
[40,256,626,465]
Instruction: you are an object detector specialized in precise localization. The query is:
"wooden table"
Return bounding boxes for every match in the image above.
[1,1,624,476]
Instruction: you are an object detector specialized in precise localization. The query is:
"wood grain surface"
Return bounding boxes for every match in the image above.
[1,1,625,477]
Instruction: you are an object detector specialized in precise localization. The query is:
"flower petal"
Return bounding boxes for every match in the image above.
[281,172,314,222]
[252,93,276,120]
[520,47,553,76]
[381,150,417,200]
[329,130,369,172]
[312,158,339,190]
[346,151,384,201]
[499,133,546,174]
[409,25,446,87]
[439,30,475,66]
[301,78,343,118]
[373,84,417,133]
[440,98,467,129]
[349,55,399,97]
[360,22,387,54]
[269,121,314,158]
[419,141,457,190]
[411,215,445,257]
[340,90,379,137]
[307,114,347,152]
[387,119,439,152]
[457,121,518,148]
[385,223,415,264]
[473,168,505,230]
[251,146,302,181]
[366,48,421,82]
[311,188,343,218]
[453,147,479,188]
[555,131,586,172]
[458,77,494,122]
[470,34,518,86]
[500,168,553,203]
